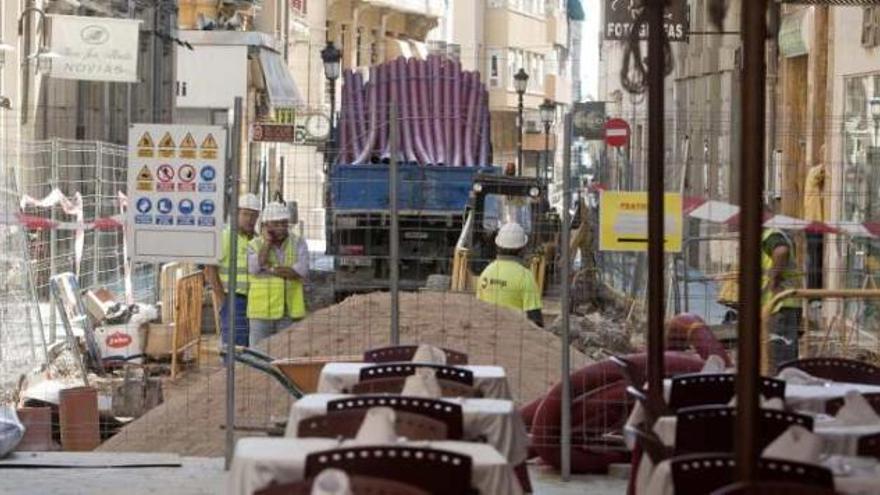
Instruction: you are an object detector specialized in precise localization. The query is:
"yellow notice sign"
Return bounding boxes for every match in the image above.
[158,132,176,158]
[179,132,197,158]
[200,133,218,159]
[136,132,154,158]
[598,191,683,253]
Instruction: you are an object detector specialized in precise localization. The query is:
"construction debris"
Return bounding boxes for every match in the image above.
[546,312,635,361]
[97,291,590,456]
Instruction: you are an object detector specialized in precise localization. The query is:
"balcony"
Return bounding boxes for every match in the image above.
[544,74,572,105]
[485,7,547,49]
[546,11,568,47]
[358,0,443,17]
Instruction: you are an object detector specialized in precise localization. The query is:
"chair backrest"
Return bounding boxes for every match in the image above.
[675,406,813,454]
[254,475,431,495]
[825,392,880,416]
[668,374,786,410]
[778,357,880,385]
[297,409,449,442]
[305,446,473,495]
[671,454,834,495]
[710,481,839,495]
[364,346,469,366]
[857,432,880,459]
[350,377,483,398]
[359,364,475,387]
[328,396,464,440]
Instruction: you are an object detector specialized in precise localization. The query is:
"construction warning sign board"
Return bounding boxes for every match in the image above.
[136,132,154,158]
[200,134,219,159]
[128,124,227,264]
[598,191,683,253]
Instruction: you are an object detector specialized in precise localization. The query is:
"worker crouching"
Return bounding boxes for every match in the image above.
[246,202,308,346]
[476,222,544,327]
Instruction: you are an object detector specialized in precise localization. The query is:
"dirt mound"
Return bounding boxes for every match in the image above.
[98,291,589,456]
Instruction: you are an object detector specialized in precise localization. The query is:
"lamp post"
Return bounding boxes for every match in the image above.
[18,7,58,75]
[321,41,342,162]
[539,99,556,182]
[514,68,529,176]
[869,96,880,222]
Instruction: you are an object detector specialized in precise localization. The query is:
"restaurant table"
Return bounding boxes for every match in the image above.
[784,382,880,414]
[227,437,524,495]
[316,363,513,400]
[285,393,529,464]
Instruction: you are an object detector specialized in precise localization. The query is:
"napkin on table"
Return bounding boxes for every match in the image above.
[355,407,398,443]
[777,367,827,386]
[311,468,353,495]
[762,425,823,465]
[727,395,785,411]
[411,344,447,365]
[402,368,443,398]
[825,390,880,427]
[700,355,727,374]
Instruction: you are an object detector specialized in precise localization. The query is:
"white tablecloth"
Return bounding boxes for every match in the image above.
[285,394,529,464]
[317,363,513,400]
[228,437,523,495]
[785,383,880,414]
[643,455,880,495]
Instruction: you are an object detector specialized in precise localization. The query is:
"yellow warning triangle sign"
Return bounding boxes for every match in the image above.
[158,132,176,149]
[201,133,218,150]
[137,165,152,181]
[137,132,154,148]
[180,132,197,149]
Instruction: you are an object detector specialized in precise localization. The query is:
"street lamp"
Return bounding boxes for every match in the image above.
[514,68,529,176]
[871,96,880,147]
[539,99,555,182]
[321,41,342,148]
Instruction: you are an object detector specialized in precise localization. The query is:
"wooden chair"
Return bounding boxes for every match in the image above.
[778,358,880,385]
[858,431,880,459]
[359,364,475,387]
[668,373,786,410]
[255,474,430,495]
[364,346,469,366]
[305,446,474,495]
[670,454,834,495]
[711,481,839,494]
[297,409,449,441]
[825,392,880,416]
[674,406,813,455]
[327,396,464,440]
[350,377,483,398]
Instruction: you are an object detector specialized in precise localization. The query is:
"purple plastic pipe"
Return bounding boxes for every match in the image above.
[407,59,431,164]
[443,60,454,166]
[393,58,417,163]
[353,67,379,165]
[430,56,445,165]
[377,62,389,160]
[418,59,436,164]
[464,72,482,166]
[351,71,368,156]
[344,71,362,163]
[336,72,351,164]
[451,62,465,167]
[478,89,490,167]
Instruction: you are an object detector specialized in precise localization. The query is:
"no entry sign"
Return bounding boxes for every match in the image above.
[605,118,630,148]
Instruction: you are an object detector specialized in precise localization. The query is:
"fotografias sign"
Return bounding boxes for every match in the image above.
[603,0,688,42]
[49,15,140,82]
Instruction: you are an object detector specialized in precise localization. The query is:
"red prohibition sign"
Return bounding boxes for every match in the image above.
[179,164,196,182]
[157,164,175,182]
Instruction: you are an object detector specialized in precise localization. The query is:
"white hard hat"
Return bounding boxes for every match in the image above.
[311,469,352,495]
[495,222,528,250]
[238,193,261,212]
[261,202,289,223]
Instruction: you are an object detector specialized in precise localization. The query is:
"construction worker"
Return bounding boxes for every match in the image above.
[246,202,308,345]
[476,222,544,327]
[206,193,261,348]
[763,227,802,369]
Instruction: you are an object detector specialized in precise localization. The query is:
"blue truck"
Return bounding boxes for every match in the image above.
[327,163,495,297]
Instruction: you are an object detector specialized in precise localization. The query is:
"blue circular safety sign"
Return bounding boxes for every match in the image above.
[179,199,195,215]
[199,199,215,216]
[200,165,216,182]
[157,198,173,214]
[136,197,152,213]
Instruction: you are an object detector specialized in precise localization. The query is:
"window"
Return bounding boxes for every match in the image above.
[487,48,502,88]
[863,6,880,48]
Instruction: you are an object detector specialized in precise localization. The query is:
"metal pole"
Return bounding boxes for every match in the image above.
[560,112,573,480]
[645,0,667,414]
[225,97,243,470]
[517,94,524,176]
[736,0,768,484]
[389,102,400,345]
[543,122,551,181]
[49,139,59,343]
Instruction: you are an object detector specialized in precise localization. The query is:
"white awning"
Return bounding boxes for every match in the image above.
[258,49,304,110]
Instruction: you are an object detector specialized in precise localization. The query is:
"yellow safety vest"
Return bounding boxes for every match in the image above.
[761,228,802,313]
[246,236,307,320]
[476,257,543,312]
[219,228,251,295]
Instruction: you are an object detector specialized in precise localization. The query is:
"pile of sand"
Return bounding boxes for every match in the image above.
[98,291,589,456]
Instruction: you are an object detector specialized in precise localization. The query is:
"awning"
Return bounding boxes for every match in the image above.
[258,49,304,110]
[568,0,585,21]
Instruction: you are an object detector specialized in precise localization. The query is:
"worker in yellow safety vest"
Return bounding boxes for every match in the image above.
[246,202,308,345]
[476,222,544,327]
[206,193,261,348]
[762,227,803,369]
